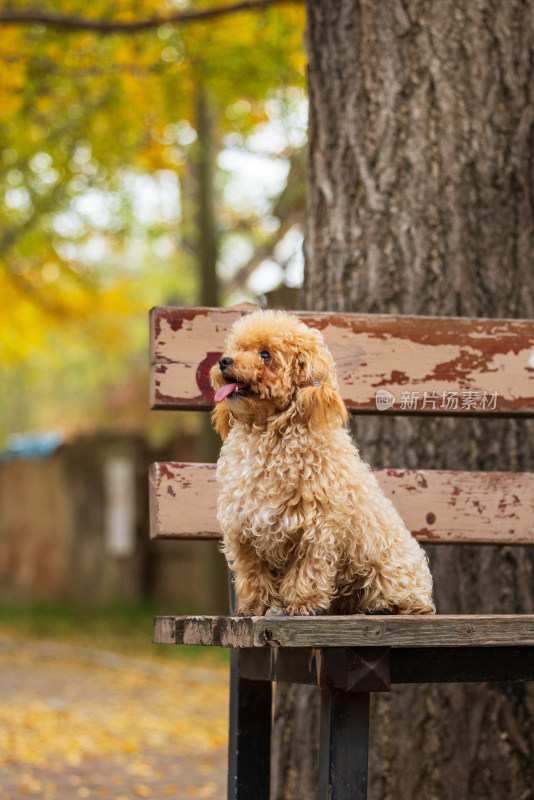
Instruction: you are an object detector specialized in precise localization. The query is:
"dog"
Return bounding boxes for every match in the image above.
[210,309,435,617]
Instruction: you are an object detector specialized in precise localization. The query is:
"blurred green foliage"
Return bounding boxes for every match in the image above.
[0,599,230,665]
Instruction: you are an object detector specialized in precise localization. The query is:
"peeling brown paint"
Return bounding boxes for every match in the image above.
[149,462,534,545]
[374,370,411,388]
[157,464,176,481]
[196,352,222,399]
[414,527,442,541]
[150,308,534,414]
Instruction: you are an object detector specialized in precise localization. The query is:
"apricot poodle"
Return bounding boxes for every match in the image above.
[210,309,434,617]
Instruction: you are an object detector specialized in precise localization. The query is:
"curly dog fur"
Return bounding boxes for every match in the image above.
[210,309,435,617]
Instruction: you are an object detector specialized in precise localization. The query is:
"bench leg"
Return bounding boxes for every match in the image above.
[318,688,370,800]
[227,650,272,800]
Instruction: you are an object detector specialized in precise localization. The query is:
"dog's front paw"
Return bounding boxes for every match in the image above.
[285,603,315,616]
[235,603,267,617]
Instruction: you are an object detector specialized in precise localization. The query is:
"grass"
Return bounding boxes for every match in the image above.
[0,600,229,667]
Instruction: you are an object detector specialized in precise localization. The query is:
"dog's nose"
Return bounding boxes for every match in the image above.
[219,356,234,371]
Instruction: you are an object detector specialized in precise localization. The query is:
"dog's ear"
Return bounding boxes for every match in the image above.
[296,346,348,427]
[297,382,348,427]
[211,402,231,440]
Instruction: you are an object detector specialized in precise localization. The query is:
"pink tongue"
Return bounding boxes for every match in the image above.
[214,383,244,403]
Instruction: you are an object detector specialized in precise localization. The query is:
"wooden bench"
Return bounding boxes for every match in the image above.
[149,305,534,800]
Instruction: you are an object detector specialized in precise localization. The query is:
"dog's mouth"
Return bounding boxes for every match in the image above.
[214,381,257,403]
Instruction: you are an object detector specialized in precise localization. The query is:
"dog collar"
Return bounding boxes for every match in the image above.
[313,381,321,387]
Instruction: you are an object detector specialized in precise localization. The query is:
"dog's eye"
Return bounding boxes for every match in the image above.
[260,350,271,362]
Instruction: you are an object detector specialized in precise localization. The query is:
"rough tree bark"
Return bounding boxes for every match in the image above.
[272,2,534,799]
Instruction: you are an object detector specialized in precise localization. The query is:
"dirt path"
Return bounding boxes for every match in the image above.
[0,637,228,799]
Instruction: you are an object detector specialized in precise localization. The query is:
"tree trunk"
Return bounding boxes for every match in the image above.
[272,2,534,798]
[195,84,219,309]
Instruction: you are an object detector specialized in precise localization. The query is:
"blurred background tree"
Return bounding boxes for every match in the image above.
[0,0,306,445]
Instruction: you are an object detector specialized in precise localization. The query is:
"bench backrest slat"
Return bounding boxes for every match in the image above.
[149,306,534,547]
[150,307,534,415]
[149,462,534,546]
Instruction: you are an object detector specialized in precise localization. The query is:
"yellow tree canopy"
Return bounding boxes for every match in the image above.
[0,0,306,439]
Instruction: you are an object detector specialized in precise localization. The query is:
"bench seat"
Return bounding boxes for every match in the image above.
[155,613,534,649]
[154,616,534,688]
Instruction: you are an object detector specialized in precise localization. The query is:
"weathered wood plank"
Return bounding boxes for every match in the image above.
[237,646,534,685]
[152,616,179,644]
[149,462,534,545]
[237,647,390,692]
[149,462,219,541]
[182,616,222,646]
[150,307,534,414]
[153,615,534,648]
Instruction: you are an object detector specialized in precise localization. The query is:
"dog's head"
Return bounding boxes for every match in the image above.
[210,310,348,438]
